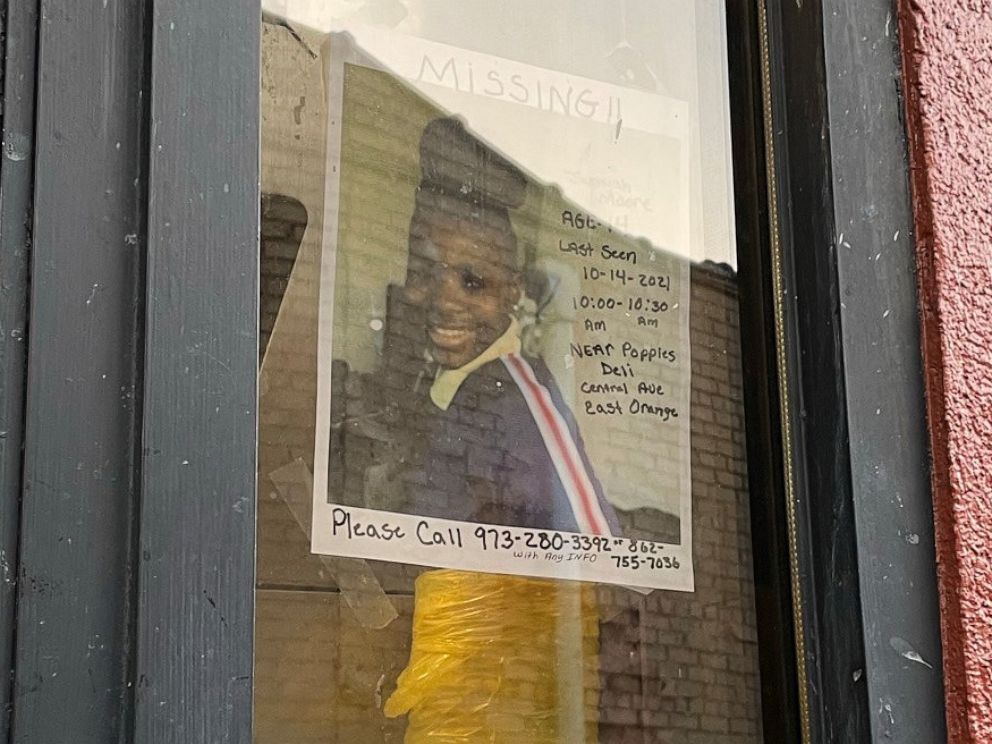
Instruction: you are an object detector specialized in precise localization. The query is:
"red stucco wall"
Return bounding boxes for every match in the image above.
[897,2,992,741]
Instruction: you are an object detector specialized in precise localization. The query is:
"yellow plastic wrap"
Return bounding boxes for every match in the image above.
[384,569,601,743]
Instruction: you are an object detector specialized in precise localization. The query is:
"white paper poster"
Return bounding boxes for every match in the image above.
[310,30,694,591]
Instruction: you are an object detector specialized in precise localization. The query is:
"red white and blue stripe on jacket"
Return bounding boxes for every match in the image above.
[407,351,621,537]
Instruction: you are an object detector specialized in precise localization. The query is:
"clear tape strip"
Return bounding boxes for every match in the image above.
[268,458,399,629]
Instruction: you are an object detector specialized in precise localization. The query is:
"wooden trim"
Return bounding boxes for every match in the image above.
[755,0,946,741]
[11,0,148,740]
[727,0,807,740]
[0,0,38,738]
[134,0,260,740]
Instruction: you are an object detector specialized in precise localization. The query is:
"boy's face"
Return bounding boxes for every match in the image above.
[403,219,520,369]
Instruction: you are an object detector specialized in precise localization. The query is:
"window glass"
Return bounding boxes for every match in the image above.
[256,2,761,741]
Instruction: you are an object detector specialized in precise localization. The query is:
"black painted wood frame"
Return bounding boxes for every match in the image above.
[727,2,803,742]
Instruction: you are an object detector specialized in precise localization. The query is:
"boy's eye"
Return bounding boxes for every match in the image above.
[462,269,486,291]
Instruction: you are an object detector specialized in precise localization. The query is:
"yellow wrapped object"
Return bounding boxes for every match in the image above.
[384,569,601,743]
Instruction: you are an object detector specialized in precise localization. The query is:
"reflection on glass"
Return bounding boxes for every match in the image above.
[256,3,761,743]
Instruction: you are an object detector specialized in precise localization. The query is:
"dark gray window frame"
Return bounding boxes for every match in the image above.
[1,0,258,742]
[0,0,38,738]
[10,0,149,740]
[753,0,947,742]
[0,1,945,743]
[135,0,259,740]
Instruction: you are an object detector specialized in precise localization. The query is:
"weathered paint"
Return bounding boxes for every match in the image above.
[11,1,148,741]
[898,2,992,741]
[823,0,945,739]
[134,0,259,741]
[0,1,37,738]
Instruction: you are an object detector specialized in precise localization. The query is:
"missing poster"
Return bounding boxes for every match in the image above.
[311,30,694,591]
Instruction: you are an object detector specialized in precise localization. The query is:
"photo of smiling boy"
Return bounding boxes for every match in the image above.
[327,116,620,537]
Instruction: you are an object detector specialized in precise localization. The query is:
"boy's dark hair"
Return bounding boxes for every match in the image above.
[410,117,527,268]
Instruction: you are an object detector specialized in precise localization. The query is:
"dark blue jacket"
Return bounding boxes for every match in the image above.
[330,351,620,536]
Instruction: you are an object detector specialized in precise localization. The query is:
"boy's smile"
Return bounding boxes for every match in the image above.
[403,219,520,369]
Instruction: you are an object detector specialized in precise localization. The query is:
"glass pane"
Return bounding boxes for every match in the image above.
[256,2,761,742]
